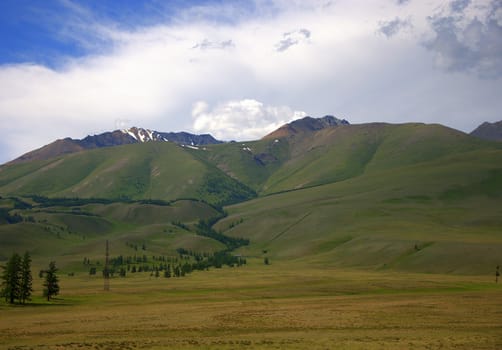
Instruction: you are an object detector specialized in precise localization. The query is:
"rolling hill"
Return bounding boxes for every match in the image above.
[1,117,502,274]
[0,141,255,207]
[207,122,502,274]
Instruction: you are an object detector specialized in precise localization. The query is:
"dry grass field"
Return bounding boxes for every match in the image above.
[1,260,501,350]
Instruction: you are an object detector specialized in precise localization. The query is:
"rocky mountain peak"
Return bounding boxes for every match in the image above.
[263,115,349,140]
[470,120,502,141]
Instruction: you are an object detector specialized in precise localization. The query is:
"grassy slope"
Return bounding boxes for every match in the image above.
[1,123,501,274]
[0,142,255,206]
[197,123,497,196]
[215,126,502,274]
[191,138,290,191]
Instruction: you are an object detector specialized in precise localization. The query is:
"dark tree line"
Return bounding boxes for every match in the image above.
[29,195,172,208]
[195,219,249,250]
[95,248,246,279]
[164,250,246,277]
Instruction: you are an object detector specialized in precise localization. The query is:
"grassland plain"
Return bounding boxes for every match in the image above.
[1,261,501,350]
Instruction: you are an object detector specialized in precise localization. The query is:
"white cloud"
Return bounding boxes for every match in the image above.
[0,0,501,164]
[192,99,306,141]
[423,0,502,78]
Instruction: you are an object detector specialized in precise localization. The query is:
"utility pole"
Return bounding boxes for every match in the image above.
[104,240,110,291]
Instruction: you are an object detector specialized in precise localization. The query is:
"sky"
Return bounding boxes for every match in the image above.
[0,0,501,164]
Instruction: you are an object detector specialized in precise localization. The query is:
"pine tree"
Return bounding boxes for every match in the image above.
[164,264,171,278]
[43,261,60,301]
[1,253,22,304]
[20,252,33,304]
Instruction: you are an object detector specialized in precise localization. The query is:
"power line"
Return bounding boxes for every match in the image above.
[104,240,110,291]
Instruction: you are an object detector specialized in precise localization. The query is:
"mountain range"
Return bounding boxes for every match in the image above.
[5,115,500,165]
[10,127,222,164]
[1,115,501,274]
[1,115,501,205]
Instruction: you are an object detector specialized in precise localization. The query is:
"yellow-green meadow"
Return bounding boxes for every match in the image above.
[2,260,501,350]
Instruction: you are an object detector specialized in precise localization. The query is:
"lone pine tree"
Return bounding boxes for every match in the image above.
[43,261,60,301]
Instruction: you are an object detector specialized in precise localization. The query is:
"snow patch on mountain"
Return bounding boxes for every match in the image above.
[121,127,160,143]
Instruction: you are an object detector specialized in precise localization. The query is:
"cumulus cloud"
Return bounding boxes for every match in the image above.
[424,0,502,78]
[192,99,306,140]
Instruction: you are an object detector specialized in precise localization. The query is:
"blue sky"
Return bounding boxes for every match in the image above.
[0,0,501,164]
[0,0,233,66]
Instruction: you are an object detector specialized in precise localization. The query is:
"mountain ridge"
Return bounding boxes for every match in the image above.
[470,120,502,141]
[9,127,223,165]
[263,115,349,140]
[3,120,500,205]
[6,115,346,165]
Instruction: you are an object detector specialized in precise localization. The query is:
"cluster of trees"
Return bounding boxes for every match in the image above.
[171,221,190,231]
[125,241,147,251]
[30,195,113,207]
[195,219,249,250]
[0,252,32,303]
[88,247,247,279]
[0,208,23,224]
[0,252,60,304]
[198,170,257,208]
[227,217,244,230]
[0,196,34,224]
[171,249,246,272]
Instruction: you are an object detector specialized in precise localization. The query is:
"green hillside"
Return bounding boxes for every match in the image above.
[193,123,500,196]
[215,143,502,274]
[189,138,290,191]
[0,142,255,207]
[1,122,502,275]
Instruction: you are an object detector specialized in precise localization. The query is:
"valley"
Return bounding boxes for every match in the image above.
[1,119,502,349]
